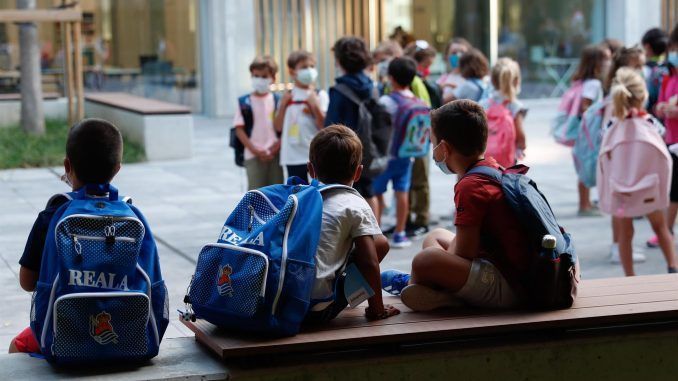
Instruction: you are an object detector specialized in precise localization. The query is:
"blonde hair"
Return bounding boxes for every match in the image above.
[611,67,648,119]
[490,57,521,101]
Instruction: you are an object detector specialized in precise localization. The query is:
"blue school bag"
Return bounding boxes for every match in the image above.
[464,165,579,309]
[389,92,431,158]
[186,178,351,336]
[573,98,607,188]
[30,184,169,364]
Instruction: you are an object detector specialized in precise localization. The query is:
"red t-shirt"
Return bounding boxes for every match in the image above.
[454,158,531,286]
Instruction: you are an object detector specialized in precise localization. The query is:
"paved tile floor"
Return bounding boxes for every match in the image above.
[0,98,670,350]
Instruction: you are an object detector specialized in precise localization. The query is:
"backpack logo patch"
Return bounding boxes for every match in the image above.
[89,311,118,345]
[217,264,234,297]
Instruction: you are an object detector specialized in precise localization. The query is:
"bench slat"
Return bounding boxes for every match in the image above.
[182,274,678,359]
[84,92,191,115]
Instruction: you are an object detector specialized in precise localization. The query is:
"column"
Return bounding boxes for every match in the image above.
[606,0,662,46]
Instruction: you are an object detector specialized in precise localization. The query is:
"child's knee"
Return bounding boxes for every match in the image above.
[375,235,390,259]
[8,339,17,353]
[412,247,443,274]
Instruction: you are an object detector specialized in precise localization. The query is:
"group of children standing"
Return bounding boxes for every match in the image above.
[557,24,678,276]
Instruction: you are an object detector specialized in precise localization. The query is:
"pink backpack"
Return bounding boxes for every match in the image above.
[551,81,584,146]
[597,115,672,217]
[485,99,516,168]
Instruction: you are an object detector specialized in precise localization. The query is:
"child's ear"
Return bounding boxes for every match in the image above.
[307,162,316,179]
[113,163,122,177]
[64,157,71,174]
[353,165,363,183]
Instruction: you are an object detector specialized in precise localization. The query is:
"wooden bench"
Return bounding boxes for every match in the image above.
[84,92,193,161]
[182,274,678,379]
[0,92,67,127]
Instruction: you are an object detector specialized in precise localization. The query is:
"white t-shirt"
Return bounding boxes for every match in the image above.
[437,72,465,100]
[581,79,603,103]
[311,187,382,306]
[279,87,329,166]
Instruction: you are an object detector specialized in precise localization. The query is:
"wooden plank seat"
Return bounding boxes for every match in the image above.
[84,92,193,161]
[182,274,678,360]
[0,92,60,101]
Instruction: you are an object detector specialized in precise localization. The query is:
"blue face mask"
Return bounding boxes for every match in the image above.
[668,51,678,67]
[433,142,455,175]
[448,54,460,69]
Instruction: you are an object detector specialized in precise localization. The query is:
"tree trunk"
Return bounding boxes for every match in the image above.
[17,0,45,135]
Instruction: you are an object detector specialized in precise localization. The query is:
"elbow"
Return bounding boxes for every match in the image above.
[19,268,37,292]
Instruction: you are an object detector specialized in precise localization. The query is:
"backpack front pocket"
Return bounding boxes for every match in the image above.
[51,292,152,360]
[610,174,659,216]
[190,244,269,318]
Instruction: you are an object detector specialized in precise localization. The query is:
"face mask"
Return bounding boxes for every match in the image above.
[433,142,454,175]
[668,51,678,67]
[296,68,318,86]
[251,77,272,94]
[448,54,460,69]
[418,65,431,78]
[377,60,390,80]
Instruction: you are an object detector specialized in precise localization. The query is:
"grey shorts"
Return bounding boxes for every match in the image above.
[455,258,520,309]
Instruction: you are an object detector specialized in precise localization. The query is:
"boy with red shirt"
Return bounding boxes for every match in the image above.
[381,100,529,311]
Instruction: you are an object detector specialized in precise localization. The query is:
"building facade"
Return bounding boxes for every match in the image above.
[0,0,673,116]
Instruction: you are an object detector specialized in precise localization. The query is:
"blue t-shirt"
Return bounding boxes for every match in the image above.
[18,197,68,272]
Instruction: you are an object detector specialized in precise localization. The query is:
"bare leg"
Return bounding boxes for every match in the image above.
[375,194,385,225]
[612,216,619,243]
[578,181,592,211]
[422,228,456,251]
[395,191,409,234]
[8,339,18,354]
[365,196,379,219]
[616,216,635,276]
[410,247,471,292]
[374,234,390,263]
[647,210,678,269]
[667,203,678,234]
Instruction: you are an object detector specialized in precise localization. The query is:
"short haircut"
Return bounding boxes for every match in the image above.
[572,44,607,81]
[249,56,278,77]
[66,118,123,184]
[459,48,489,79]
[388,57,417,87]
[333,37,371,74]
[641,28,669,56]
[287,50,314,69]
[431,100,487,157]
[309,125,363,183]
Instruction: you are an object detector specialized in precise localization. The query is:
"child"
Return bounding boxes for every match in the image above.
[9,119,153,353]
[405,40,441,109]
[275,50,329,181]
[305,125,400,322]
[598,68,678,276]
[373,40,404,95]
[381,100,530,311]
[641,28,670,115]
[325,37,379,210]
[438,37,472,104]
[448,48,490,102]
[373,57,426,248]
[649,24,678,249]
[572,44,611,216]
[233,56,284,189]
[480,57,527,166]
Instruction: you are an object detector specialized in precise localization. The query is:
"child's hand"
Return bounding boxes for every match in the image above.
[280,91,293,108]
[306,90,319,108]
[365,304,400,321]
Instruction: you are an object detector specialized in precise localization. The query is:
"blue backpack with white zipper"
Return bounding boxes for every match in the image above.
[30,184,169,363]
[186,178,352,336]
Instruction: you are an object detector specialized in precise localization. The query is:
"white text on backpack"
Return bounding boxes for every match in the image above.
[68,269,129,291]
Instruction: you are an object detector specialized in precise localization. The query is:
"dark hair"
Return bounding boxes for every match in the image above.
[287,50,315,69]
[444,37,472,57]
[572,44,607,81]
[641,28,669,56]
[431,100,487,157]
[249,55,278,77]
[602,38,623,56]
[66,118,123,184]
[333,37,371,74]
[388,57,417,87]
[404,41,437,64]
[309,125,363,183]
[604,45,644,94]
[459,48,489,79]
[671,23,678,47]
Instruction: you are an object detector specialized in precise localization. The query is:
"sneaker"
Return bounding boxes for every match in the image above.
[669,267,678,274]
[406,223,429,238]
[391,231,412,248]
[609,243,646,263]
[380,270,411,296]
[577,207,602,217]
[400,284,463,311]
[646,235,660,248]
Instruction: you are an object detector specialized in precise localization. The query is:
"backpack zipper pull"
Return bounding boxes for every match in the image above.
[104,217,116,244]
[73,236,82,263]
[248,205,255,232]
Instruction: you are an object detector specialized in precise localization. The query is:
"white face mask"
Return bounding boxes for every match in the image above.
[296,68,318,86]
[251,77,272,94]
[433,142,455,175]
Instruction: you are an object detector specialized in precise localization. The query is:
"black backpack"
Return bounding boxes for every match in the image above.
[333,84,393,178]
[421,76,443,109]
[229,93,281,167]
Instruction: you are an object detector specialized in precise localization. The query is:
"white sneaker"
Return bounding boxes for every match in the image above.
[609,243,647,264]
[400,284,463,312]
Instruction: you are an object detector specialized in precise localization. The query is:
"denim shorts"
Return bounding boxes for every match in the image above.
[372,158,414,195]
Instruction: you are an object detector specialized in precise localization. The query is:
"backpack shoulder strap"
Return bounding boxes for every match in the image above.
[121,196,133,204]
[334,83,364,106]
[46,192,73,209]
[464,165,503,183]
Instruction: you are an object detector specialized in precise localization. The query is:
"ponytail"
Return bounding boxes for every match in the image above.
[610,67,647,119]
[491,58,521,101]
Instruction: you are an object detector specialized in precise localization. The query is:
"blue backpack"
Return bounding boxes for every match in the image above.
[390,92,431,158]
[30,184,168,364]
[185,178,353,336]
[464,165,579,309]
[573,99,607,188]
